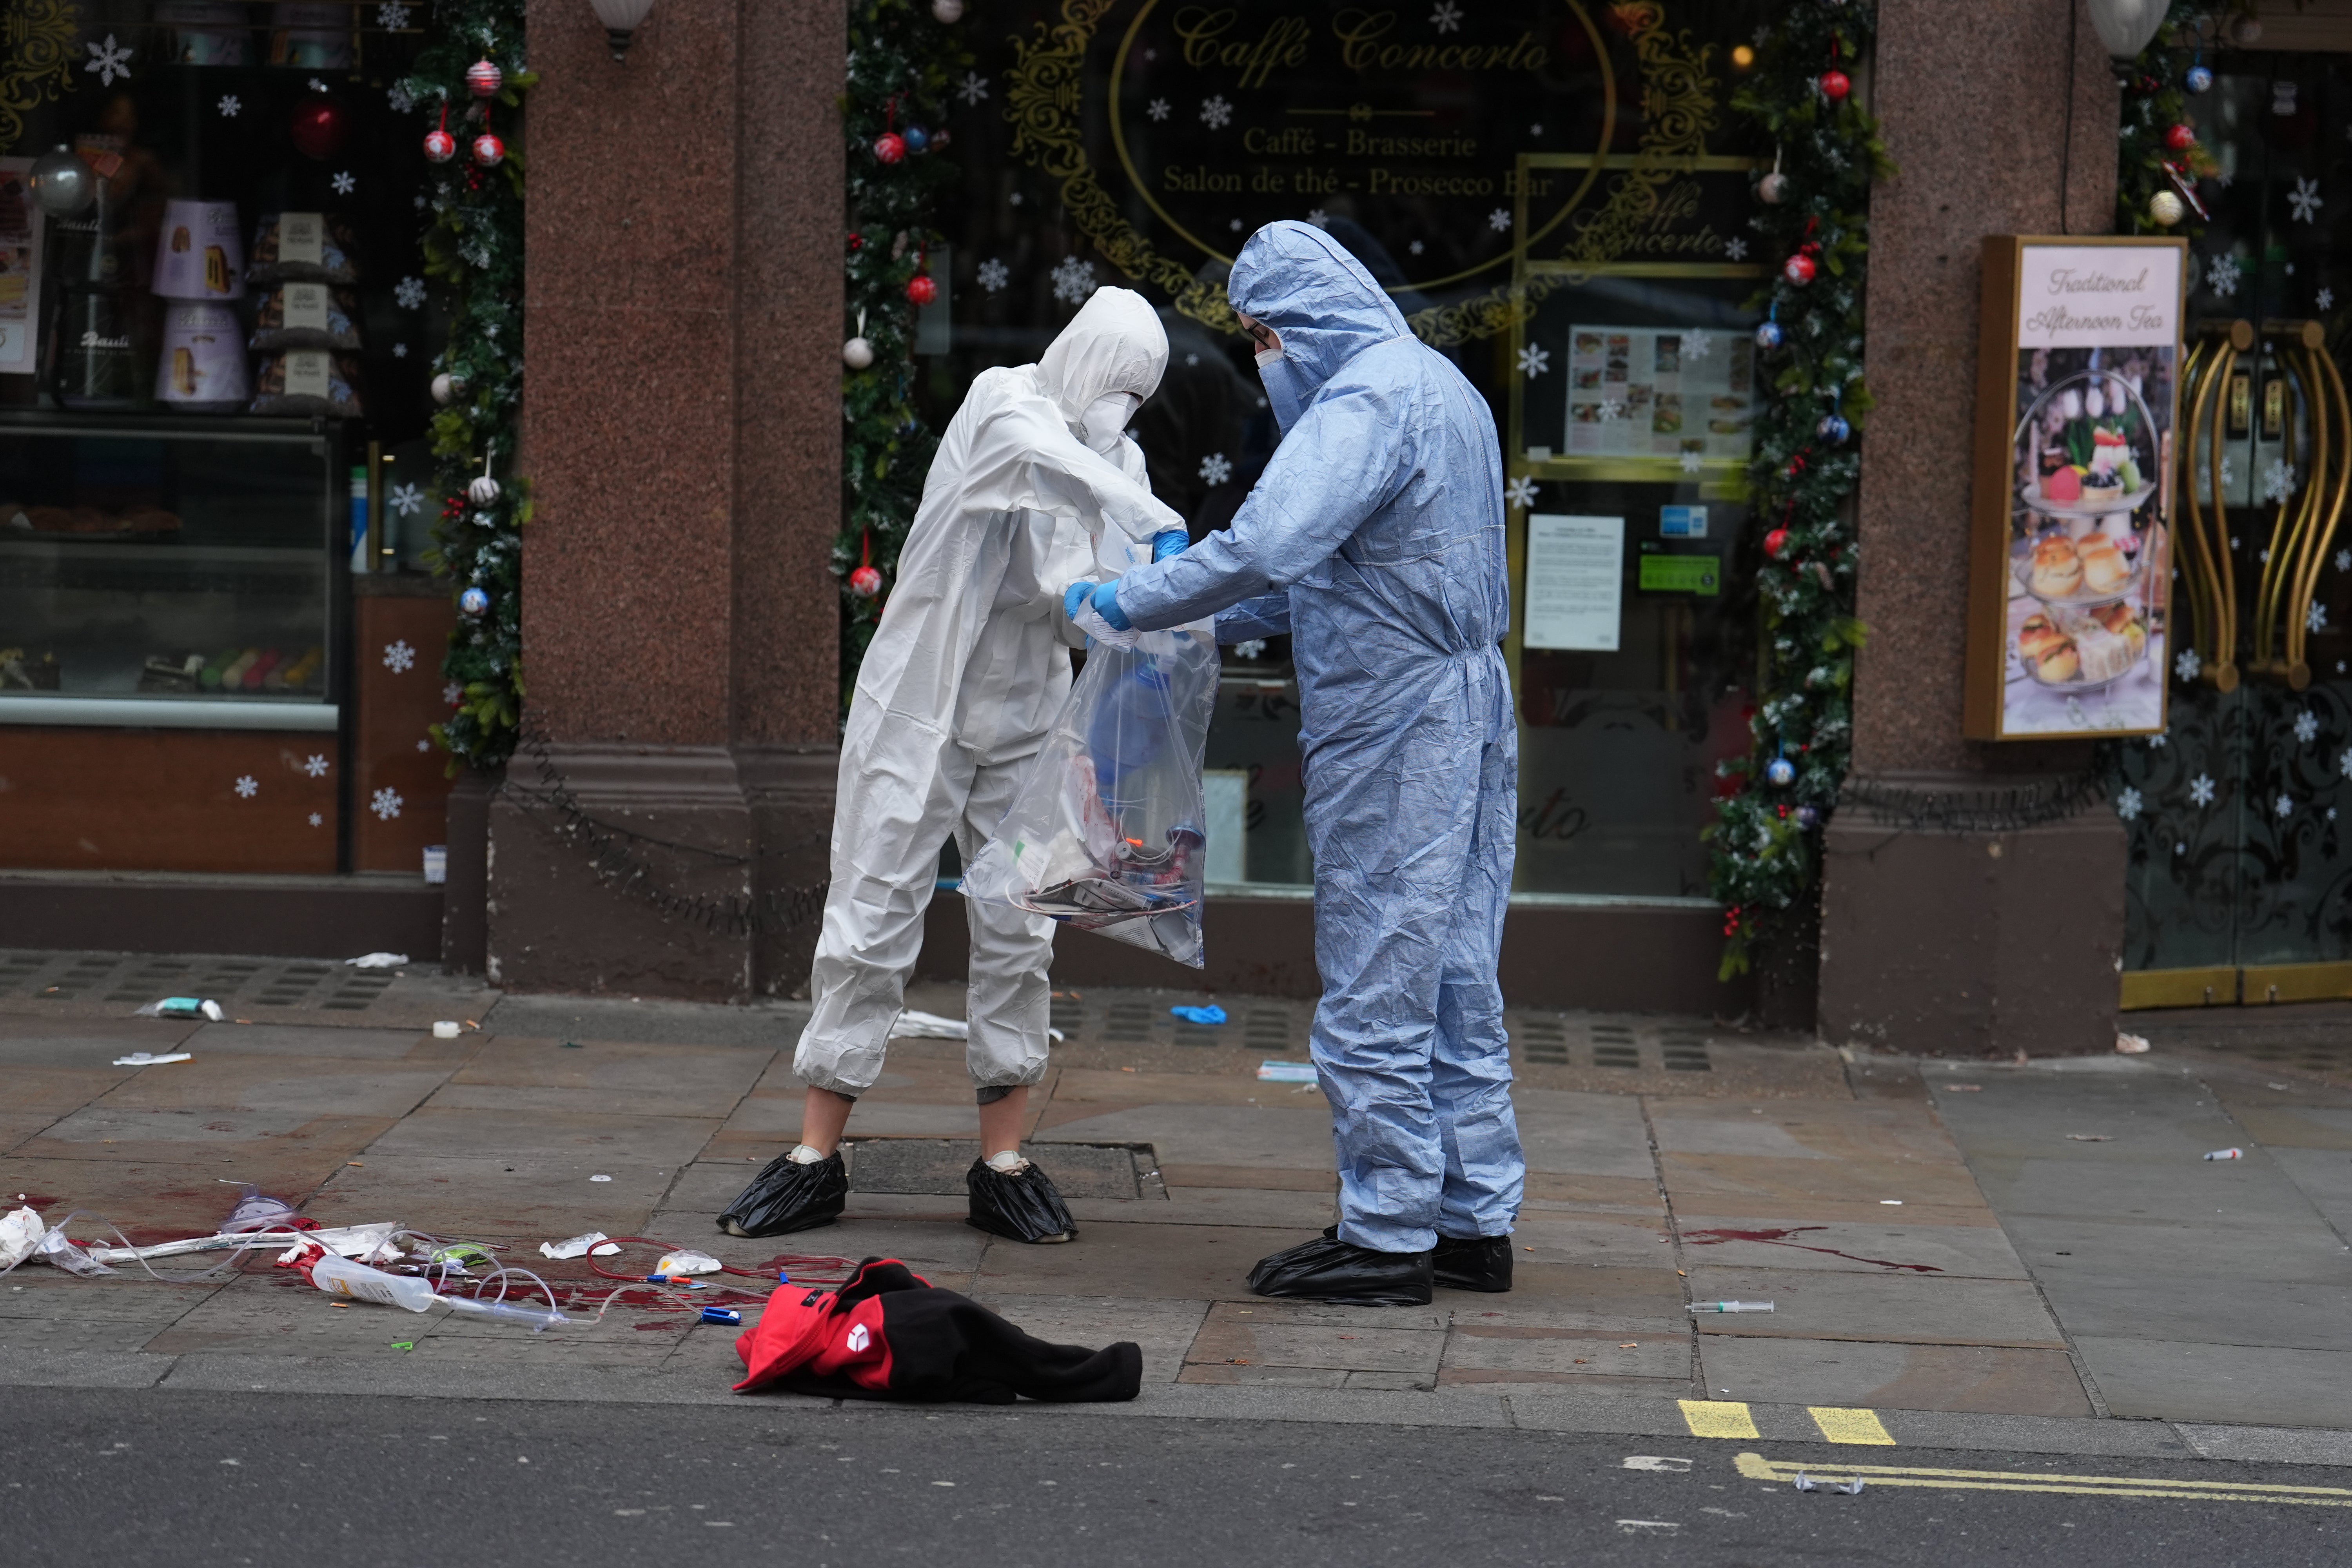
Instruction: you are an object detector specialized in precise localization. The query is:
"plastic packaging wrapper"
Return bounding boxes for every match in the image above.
[34,1227,114,1277]
[0,1205,42,1270]
[539,1230,621,1260]
[961,627,1218,968]
[655,1248,723,1277]
[965,1158,1077,1245]
[113,1052,192,1067]
[1258,1060,1317,1083]
[134,996,222,1020]
[219,1183,300,1234]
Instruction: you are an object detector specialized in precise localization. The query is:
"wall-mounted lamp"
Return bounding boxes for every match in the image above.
[587,0,658,62]
[2085,0,2168,62]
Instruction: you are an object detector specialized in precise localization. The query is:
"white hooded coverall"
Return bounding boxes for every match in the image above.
[795,288,1183,1098]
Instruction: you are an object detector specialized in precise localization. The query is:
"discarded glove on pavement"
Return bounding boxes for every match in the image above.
[731,1257,1140,1404]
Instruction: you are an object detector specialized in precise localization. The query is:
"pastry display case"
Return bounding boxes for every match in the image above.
[0,412,342,728]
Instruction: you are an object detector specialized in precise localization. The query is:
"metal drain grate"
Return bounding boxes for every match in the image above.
[844,1139,1154,1199]
[1590,1022,1641,1069]
[1660,1028,1713,1072]
[1517,1016,1571,1066]
[0,950,397,1014]
[1102,1002,1158,1043]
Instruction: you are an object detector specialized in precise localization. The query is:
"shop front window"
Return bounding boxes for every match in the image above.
[0,6,439,727]
[940,0,1766,897]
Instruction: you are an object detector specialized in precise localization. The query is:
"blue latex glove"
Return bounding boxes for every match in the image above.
[1062,579,1093,623]
[1151,528,1189,563]
[1091,578,1132,631]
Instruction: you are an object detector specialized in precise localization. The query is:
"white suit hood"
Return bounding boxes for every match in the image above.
[1036,287,1168,426]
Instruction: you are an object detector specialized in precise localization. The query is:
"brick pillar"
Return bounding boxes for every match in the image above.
[1817,0,2125,1055]
[492,0,842,999]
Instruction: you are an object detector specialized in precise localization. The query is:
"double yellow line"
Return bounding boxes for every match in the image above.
[1734,1452,2352,1508]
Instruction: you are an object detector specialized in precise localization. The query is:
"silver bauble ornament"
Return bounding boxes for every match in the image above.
[932,0,965,19]
[1756,171,1789,205]
[842,336,875,370]
[2230,15,2261,44]
[27,145,95,216]
[2148,190,2185,227]
[468,474,502,506]
[431,371,468,405]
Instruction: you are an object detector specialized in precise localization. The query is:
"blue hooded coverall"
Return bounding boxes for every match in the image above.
[1113,222,1524,1254]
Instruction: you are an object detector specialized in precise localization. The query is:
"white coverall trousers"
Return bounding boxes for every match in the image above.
[792,738,1056,1099]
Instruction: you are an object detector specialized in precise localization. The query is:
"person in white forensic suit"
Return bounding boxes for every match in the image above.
[718,287,1187,1244]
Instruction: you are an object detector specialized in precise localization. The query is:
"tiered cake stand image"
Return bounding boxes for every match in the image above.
[2008,368,2161,694]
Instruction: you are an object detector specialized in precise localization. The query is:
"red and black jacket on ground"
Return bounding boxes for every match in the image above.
[732,1257,1141,1404]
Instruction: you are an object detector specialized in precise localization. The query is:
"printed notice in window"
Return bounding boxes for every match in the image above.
[1523,514,1623,651]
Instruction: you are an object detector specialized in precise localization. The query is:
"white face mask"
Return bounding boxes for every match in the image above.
[1079,392,1141,453]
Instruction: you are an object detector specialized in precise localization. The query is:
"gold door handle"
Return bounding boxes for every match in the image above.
[2178,320,2250,691]
[2249,320,2351,688]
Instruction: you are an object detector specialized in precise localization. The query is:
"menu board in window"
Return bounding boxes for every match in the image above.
[1564,327,1755,463]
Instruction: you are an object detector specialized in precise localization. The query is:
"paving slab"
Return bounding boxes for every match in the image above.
[368,1105,721,1170]
[0,1315,185,1352]
[1521,1172,1664,1212]
[1511,1213,1679,1269]
[438,1036,772,1119]
[1186,1301,1445,1376]
[2071,1335,2352,1427]
[1672,1216,2032,1278]
[1510,1089,1655,1178]
[1438,1324,1690,1383]
[2269,1146,2352,1233]
[478,993,805,1048]
[0,1016,200,1068]
[1695,1335,2094,1416]
[974,1220,1308,1301]
[1157,1163,1333,1192]
[0,1154,360,1243]
[144,1283,437,1358]
[1656,1152,1993,1212]
[0,1112,60,1154]
[0,1274,223,1323]
[1996,1214,2352,1283]
[1065,1187,1334,1229]
[2033,1266,2352,1351]
[2214,1100,2352,1151]
[1680,1265,2069,1348]
[91,1054,455,1119]
[1032,1104,1336,1169]
[1449,1265,1688,1334]
[0,1066,141,1117]
[303,1154,669,1238]
[1654,1100,1971,1165]
[180,1023,475,1063]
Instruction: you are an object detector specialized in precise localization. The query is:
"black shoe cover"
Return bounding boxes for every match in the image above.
[716,1151,847,1238]
[1248,1234,1434,1306]
[967,1158,1077,1244]
[1432,1233,1514,1293]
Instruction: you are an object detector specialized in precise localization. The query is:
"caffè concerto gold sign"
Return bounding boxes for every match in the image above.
[1007,0,1731,344]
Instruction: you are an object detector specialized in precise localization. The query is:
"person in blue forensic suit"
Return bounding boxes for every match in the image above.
[1074,221,1524,1306]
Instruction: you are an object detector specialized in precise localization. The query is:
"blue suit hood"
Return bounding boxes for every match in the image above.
[1228,221,1413,396]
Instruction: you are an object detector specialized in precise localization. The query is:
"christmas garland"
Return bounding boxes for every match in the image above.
[409,1,533,771]
[1705,3,1893,979]
[2114,2,2223,238]
[839,0,972,703]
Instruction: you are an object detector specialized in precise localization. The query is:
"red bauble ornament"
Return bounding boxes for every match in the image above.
[290,100,347,161]
[905,274,938,306]
[1818,69,1850,101]
[873,132,906,165]
[472,132,506,167]
[423,128,457,163]
[466,58,504,98]
[849,565,884,598]
[2165,122,2197,151]
[1764,528,1790,559]
[848,232,864,250]
[1783,252,1817,286]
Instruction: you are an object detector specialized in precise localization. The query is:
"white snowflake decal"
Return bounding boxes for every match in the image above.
[2207,253,2243,298]
[2147,733,2167,748]
[218,95,241,118]
[383,639,416,673]
[390,483,425,517]
[1430,0,1464,32]
[2278,793,2296,819]
[976,258,1009,293]
[956,71,991,106]
[2176,648,2202,681]
[2289,176,2324,224]
[1488,207,1512,232]
[395,276,428,310]
[1147,98,1171,123]
[2190,773,2217,806]
[2265,460,2299,503]
[2114,787,2143,822]
[1679,451,1704,474]
[1049,256,1096,306]
[392,343,408,359]
[388,82,416,114]
[1679,331,1713,362]
[372,788,405,821]
[1199,452,1234,485]
[2311,601,2330,634]
[308,813,324,828]
[233,775,258,799]
[1185,353,1200,367]
[1306,208,1329,228]
[331,171,356,196]
[304,754,329,778]
[1234,638,1267,661]
[1408,240,1424,256]
[2221,456,2237,489]
[1228,219,1243,232]
[2293,712,2323,747]
[445,682,464,706]
[1200,96,1233,130]
[1517,343,1551,377]
[1724,238,1748,261]
[1503,475,1539,510]
[2339,549,2352,573]
[416,739,430,752]
[84,34,132,87]
[1598,398,1627,422]
[377,2,412,26]
[2323,289,2339,312]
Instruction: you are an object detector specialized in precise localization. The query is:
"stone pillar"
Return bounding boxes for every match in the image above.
[493,0,842,999]
[1818,0,2125,1056]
